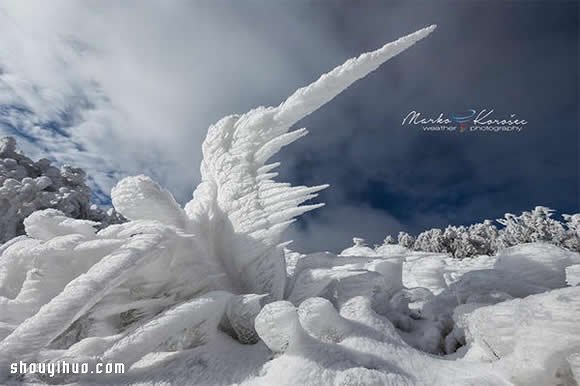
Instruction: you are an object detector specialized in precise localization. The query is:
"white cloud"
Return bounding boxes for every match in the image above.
[0,1,346,201]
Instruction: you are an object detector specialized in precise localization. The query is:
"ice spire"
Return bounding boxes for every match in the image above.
[186,25,437,299]
[274,25,437,127]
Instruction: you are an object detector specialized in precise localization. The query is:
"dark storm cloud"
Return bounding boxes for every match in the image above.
[276,1,579,252]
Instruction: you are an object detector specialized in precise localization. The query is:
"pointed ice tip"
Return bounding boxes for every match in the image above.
[396,24,436,46]
[424,24,437,34]
[380,24,436,53]
[407,24,437,40]
[274,24,437,127]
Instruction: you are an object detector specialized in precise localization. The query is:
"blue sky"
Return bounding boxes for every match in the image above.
[0,1,578,252]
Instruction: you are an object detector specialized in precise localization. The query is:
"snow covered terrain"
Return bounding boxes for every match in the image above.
[0,25,579,386]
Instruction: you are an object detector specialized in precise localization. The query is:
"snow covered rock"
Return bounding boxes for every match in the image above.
[254,301,309,353]
[569,353,580,384]
[464,286,580,385]
[494,242,580,289]
[398,243,580,356]
[566,264,580,286]
[298,297,352,343]
[341,238,377,257]
[0,136,122,244]
[404,253,448,294]
[23,208,99,240]
[287,251,404,305]
[224,293,269,344]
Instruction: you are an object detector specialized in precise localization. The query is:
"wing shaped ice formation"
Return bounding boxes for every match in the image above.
[0,25,436,382]
[109,24,436,300]
[183,25,437,299]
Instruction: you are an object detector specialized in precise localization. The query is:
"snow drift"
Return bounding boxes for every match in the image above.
[1,25,579,386]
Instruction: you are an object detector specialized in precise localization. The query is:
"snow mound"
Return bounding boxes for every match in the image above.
[494,242,580,288]
[23,209,99,240]
[465,286,580,385]
[111,175,188,228]
[566,264,580,286]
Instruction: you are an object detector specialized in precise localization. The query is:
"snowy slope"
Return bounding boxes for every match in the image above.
[44,242,578,386]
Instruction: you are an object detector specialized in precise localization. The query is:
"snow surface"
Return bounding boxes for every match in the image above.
[1,24,579,386]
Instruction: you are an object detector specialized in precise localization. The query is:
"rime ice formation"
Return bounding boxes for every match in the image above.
[401,207,580,258]
[0,136,122,243]
[1,25,579,386]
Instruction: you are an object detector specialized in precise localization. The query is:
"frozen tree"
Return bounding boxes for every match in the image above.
[442,221,499,259]
[383,235,396,245]
[496,206,567,249]
[441,226,460,257]
[397,231,415,249]
[408,208,577,258]
[414,228,447,253]
[562,214,580,252]
[0,137,122,244]
[465,220,499,256]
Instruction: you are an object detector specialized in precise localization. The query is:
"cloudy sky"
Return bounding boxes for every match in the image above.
[0,1,578,252]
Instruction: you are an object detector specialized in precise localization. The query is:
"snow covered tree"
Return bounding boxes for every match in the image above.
[465,219,499,256]
[383,235,396,244]
[397,231,415,249]
[414,228,447,253]
[408,208,577,258]
[353,237,367,247]
[496,206,567,249]
[0,136,122,244]
[562,214,580,252]
[441,221,499,259]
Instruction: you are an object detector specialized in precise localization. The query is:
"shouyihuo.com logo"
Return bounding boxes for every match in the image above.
[401,109,528,133]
